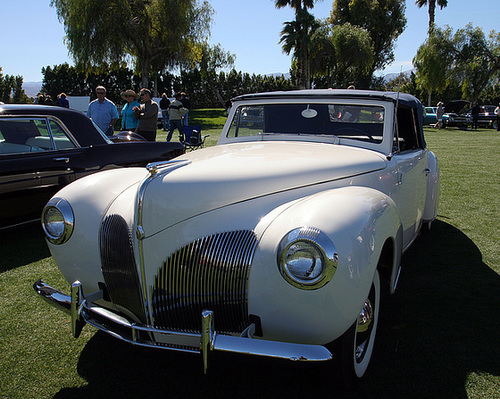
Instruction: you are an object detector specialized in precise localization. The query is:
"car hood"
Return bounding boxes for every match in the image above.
[140,141,387,236]
[445,100,469,114]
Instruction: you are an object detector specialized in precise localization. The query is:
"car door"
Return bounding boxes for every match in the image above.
[0,117,80,228]
[392,106,428,249]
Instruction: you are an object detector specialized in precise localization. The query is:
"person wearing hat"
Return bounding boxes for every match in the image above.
[120,89,140,131]
[133,88,159,141]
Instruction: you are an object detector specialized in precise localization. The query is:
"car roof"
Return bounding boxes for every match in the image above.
[0,104,107,146]
[233,89,423,110]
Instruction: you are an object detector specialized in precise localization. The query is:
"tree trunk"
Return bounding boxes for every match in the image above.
[428,0,436,32]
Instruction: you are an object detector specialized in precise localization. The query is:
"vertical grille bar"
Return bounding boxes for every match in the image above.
[152,230,258,334]
[100,214,147,324]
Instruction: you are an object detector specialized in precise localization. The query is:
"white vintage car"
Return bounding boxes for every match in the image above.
[34,89,439,386]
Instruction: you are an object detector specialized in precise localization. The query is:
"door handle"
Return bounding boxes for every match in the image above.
[53,157,70,163]
[423,168,431,176]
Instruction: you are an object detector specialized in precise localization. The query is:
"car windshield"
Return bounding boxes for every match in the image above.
[227,103,385,144]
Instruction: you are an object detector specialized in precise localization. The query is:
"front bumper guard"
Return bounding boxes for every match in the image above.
[33,280,332,372]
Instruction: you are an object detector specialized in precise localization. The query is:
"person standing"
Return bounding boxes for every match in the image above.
[87,86,119,136]
[167,93,188,142]
[133,88,159,142]
[57,93,70,108]
[159,93,171,131]
[180,92,191,126]
[471,102,480,130]
[435,102,445,129]
[495,103,500,131]
[120,89,140,131]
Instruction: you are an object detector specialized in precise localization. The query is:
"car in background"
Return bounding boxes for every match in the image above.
[34,89,439,386]
[0,104,184,229]
[444,100,472,128]
[423,106,449,126]
[467,105,499,129]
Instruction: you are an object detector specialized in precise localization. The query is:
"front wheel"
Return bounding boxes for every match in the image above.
[338,269,380,387]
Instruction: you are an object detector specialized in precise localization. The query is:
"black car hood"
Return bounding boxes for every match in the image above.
[445,100,470,114]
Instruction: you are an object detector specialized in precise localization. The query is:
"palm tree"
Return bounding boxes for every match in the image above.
[415,0,448,32]
[275,0,318,89]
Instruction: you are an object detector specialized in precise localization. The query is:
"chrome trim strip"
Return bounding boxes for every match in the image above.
[136,159,191,325]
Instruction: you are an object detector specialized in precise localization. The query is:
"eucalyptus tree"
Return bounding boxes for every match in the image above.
[413,27,453,105]
[275,0,319,89]
[414,25,500,103]
[50,0,213,90]
[415,0,448,32]
[330,0,406,86]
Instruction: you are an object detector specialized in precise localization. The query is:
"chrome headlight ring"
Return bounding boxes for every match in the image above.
[277,227,338,290]
[41,197,74,245]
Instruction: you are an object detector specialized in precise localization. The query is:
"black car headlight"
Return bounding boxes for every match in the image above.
[41,198,74,245]
[277,227,338,290]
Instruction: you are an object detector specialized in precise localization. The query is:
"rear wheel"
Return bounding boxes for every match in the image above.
[338,269,380,387]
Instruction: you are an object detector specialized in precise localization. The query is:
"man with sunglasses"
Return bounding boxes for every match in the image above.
[133,88,159,141]
[87,86,119,137]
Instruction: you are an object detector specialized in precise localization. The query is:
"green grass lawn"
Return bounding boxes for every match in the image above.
[1,115,499,398]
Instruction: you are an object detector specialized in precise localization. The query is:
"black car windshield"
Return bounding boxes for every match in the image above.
[227,103,385,144]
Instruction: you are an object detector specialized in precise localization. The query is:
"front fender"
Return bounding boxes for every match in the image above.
[248,186,402,345]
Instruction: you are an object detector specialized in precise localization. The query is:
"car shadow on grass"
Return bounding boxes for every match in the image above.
[53,220,500,399]
[0,223,50,272]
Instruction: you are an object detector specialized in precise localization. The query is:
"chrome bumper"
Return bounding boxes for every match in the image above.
[33,280,332,372]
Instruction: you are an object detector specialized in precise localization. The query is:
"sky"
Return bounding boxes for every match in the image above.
[0,0,498,83]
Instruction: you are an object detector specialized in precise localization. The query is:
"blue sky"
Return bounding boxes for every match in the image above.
[1,0,498,83]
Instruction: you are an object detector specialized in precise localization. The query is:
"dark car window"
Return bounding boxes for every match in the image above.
[394,106,423,152]
[0,118,76,155]
[227,103,384,143]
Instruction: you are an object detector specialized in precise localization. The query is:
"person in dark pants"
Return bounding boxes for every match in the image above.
[133,88,159,142]
[167,93,187,142]
[159,93,170,131]
[471,102,480,130]
[180,92,191,126]
[495,103,500,131]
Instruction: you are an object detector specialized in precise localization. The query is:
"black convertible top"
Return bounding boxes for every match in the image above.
[233,89,423,110]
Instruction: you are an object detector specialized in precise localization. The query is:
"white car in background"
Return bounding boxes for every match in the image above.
[34,89,439,386]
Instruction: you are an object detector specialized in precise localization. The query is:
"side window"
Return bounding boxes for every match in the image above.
[395,107,421,152]
[0,118,76,155]
[0,119,46,154]
[227,106,264,138]
[48,120,76,149]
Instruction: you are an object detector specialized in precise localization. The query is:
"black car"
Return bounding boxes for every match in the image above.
[444,100,472,128]
[467,105,499,129]
[0,104,184,229]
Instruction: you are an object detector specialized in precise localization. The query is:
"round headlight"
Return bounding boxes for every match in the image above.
[41,198,74,245]
[278,227,338,290]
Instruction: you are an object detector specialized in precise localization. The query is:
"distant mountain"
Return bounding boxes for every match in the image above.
[382,69,415,83]
[23,82,42,98]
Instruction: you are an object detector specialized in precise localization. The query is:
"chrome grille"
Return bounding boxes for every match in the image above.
[152,230,258,334]
[100,214,146,323]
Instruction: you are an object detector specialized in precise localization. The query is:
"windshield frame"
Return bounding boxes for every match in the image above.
[219,98,394,155]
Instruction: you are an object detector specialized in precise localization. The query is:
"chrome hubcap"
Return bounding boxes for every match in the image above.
[355,296,374,363]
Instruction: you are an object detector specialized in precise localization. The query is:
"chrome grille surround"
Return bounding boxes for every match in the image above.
[100,214,147,323]
[151,230,258,334]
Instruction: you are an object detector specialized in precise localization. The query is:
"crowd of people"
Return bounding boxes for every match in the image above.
[39,86,191,142]
[87,86,190,142]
